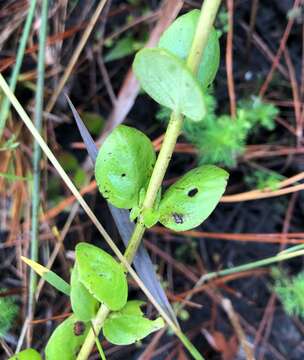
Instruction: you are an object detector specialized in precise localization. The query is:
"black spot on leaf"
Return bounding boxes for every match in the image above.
[188,188,198,197]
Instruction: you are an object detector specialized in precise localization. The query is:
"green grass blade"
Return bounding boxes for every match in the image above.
[0,0,37,139]
[21,256,70,296]
[28,0,49,340]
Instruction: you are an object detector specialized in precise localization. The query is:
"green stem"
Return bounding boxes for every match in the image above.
[77,1,222,359]
[27,0,48,343]
[77,305,110,360]
[187,0,222,73]
[0,0,37,140]
[201,249,304,282]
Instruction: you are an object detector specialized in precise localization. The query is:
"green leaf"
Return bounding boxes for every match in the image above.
[133,48,206,121]
[21,257,70,296]
[104,36,139,62]
[103,300,164,345]
[95,125,156,209]
[81,112,104,135]
[0,293,18,337]
[45,315,89,360]
[159,165,229,231]
[70,263,99,321]
[158,10,220,89]
[8,349,42,360]
[76,243,128,311]
[59,152,78,172]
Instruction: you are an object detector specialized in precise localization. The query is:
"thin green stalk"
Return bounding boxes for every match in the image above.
[27,0,48,343]
[78,1,222,359]
[95,338,107,360]
[186,0,222,73]
[0,0,37,139]
[125,111,183,261]
[201,249,304,282]
[77,305,110,360]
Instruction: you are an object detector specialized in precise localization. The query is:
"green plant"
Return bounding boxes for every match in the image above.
[273,268,304,317]
[21,244,164,359]
[159,94,279,167]
[245,169,284,190]
[11,2,226,359]
[0,293,18,338]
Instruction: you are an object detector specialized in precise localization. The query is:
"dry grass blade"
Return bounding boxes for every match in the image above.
[45,0,108,113]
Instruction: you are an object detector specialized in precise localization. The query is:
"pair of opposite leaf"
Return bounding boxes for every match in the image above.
[95,10,228,232]
[95,125,228,231]
[44,243,163,360]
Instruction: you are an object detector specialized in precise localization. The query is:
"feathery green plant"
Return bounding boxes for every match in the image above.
[0,294,18,338]
[158,95,279,167]
[273,268,304,317]
[245,169,284,190]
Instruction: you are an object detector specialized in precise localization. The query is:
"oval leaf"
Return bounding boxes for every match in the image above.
[103,300,164,345]
[70,263,99,321]
[158,10,220,89]
[9,349,42,360]
[76,243,128,311]
[95,125,156,209]
[45,315,89,360]
[133,48,206,121]
[159,165,229,231]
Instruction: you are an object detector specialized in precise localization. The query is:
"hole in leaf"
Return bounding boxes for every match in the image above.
[121,173,126,177]
[172,213,184,224]
[188,188,198,197]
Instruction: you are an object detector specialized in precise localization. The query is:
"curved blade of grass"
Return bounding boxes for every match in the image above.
[21,256,70,296]
[66,96,177,324]
[201,248,304,282]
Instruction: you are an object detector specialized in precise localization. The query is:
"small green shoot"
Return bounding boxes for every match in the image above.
[21,257,70,296]
[0,292,18,338]
[104,36,142,62]
[273,268,304,318]
[182,95,279,166]
[245,170,284,190]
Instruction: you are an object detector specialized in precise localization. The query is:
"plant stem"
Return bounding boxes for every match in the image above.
[0,0,37,140]
[27,0,48,345]
[187,0,222,73]
[77,1,222,359]
[77,305,110,360]
[201,248,304,283]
